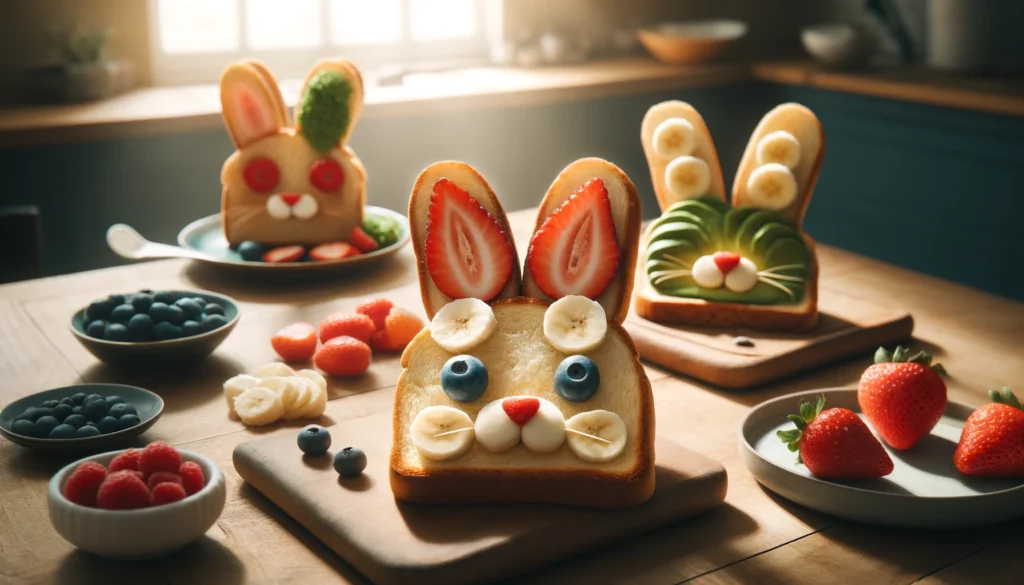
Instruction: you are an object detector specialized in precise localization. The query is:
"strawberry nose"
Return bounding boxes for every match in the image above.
[279,193,301,206]
[713,251,741,274]
[502,397,540,426]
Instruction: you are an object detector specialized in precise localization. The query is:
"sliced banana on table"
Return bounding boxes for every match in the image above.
[430,298,497,353]
[652,117,697,160]
[756,130,801,169]
[296,369,328,392]
[233,387,286,427]
[747,163,798,211]
[223,374,260,419]
[565,410,627,463]
[543,295,607,353]
[521,399,566,453]
[298,377,327,418]
[251,362,296,379]
[411,406,475,461]
[665,155,711,201]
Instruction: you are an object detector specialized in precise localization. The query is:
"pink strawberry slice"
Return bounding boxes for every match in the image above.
[526,178,620,300]
[503,397,540,426]
[713,251,740,274]
[425,178,514,302]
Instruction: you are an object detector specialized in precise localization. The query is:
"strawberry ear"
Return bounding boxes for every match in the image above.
[220,60,289,149]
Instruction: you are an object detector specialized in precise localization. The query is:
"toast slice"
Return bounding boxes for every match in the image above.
[640,101,726,211]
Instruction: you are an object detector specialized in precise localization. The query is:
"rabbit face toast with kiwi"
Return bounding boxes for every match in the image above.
[220,59,366,247]
[636,102,825,331]
[391,158,654,508]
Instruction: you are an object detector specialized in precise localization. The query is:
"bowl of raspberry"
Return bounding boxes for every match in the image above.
[48,441,226,559]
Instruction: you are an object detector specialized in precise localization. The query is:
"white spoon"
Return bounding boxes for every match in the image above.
[107,224,213,261]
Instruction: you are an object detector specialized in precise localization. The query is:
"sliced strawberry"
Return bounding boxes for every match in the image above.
[424,178,514,301]
[713,251,740,274]
[349,227,379,253]
[309,242,360,261]
[526,178,620,300]
[263,245,305,263]
[502,397,540,426]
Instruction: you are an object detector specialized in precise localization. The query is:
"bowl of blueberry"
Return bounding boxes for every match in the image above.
[0,383,163,452]
[70,289,239,366]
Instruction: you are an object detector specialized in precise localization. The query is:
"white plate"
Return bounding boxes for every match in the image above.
[739,388,1024,528]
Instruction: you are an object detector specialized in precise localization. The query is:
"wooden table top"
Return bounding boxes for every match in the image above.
[2,208,1023,585]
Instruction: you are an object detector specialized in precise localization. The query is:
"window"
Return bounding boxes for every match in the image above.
[150,0,496,86]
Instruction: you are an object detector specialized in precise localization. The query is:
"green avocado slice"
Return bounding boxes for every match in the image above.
[723,206,761,243]
[648,222,712,250]
[649,209,709,237]
[751,223,801,261]
[766,237,811,269]
[734,210,788,252]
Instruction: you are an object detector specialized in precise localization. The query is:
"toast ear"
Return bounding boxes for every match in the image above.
[641,101,726,211]
[220,60,290,149]
[295,58,364,152]
[732,103,825,230]
[409,161,522,320]
[522,158,641,325]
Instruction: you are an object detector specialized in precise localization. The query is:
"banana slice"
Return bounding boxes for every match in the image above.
[664,155,711,200]
[295,369,328,392]
[285,377,315,419]
[543,295,607,353]
[252,362,296,378]
[691,255,724,289]
[410,406,475,461]
[298,377,327,418]
[565,410,627,463]
[224,374,260,419]
[652,118,696,160]
[429,298,497,353]
[724,257,759,293]
[756,130,801,169]
[521,398,566,453]
[234,387,285,427]
[474,398,522,453]
[746,163,797,211]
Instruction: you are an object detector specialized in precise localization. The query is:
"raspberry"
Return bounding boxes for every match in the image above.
[64,461,107,507]
[179,461,206,495]
[97,470,151,510]
[271,322,318,362]
[150,482,187,506]
[370,308,424,351]
[146,471,183,490]
[354,298,394,331]
[314,336,371,377]
[138,441,183,477]
[108,448,140,473]
[319,312,375,344]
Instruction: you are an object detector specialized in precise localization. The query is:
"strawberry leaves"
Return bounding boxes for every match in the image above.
[777,395,826,459]
[874,345,947,376]
[989,387,1022,411]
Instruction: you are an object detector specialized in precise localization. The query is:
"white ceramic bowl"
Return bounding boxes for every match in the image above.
[801,23,877,68]
[48,448,226,558]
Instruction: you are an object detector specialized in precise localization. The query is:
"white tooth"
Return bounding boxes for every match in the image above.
[652,117,696,160]
[664,155,711,200]
[756,130,801,169]
[291,194,319,219]
[474,399,521,453]
[266,195,291,220]
[521,398,566,453]
[691,255,723,289]
[746,163,798,211]
[410,406,475,461]
[223,374,260,419]
[543,295,607,354]
[724,257,759,293]
[295,369,328,392]
[429,298,497,353]
[252,362,296,378]
[565,410,627,463]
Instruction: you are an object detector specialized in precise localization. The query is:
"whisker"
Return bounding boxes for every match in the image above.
[433,427,473,438]
[649,259,688,271]
[758,276,796,299]
[566,428,611,444]
[652,270,692,285]
[757,273,805,282]
[661,254,692,268]
[761,264,805,273]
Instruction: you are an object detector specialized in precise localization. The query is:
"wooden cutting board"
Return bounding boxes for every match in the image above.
[233,411,727,585]
[625,286,914,389]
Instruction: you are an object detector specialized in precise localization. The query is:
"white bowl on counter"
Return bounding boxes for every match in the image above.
[801,23,877,68]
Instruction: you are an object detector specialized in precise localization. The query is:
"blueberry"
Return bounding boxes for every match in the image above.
[110,303,136,323]
[130,292,153,312]
[154,321,183,340]
[116,414,141,430]
[71,392,87,405]
[202,314,228,332]
[53,403,74,421]
[59,396,75,406]
[105,395,126,405]
[297,425,332,456]
[440,355,488,402]
[86,298,114,321]
[182,320,203,337]
[108,293,126,306]
[33,407,54,420]
[42,399,59,408]
[86,319,107,338]
[63,414,87,428]
[104,323,129,341]
[203,303,225,316]
[333,447,367,478]
[109,402,137,418]
[76,425,101,438]
[191,296,207,307]
[11,419,35,437]
[554,355,600,402]
[165,305,185,325]
[175,298,204,321]
[153,290,177,304]
[127,313,154,340]
[97,416,119,434]
[34,415,59,436]
[49,424,77,439]
[237,241,265,262]
[84,399,109,420]
[148,302,172,322]
[84,393,103,403]
[71,405,85,416]
[15,409,33,422]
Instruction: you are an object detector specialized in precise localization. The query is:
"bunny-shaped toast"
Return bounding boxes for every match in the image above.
[636,102,825,331]
[220,59,366,247]
[390,158,655,508]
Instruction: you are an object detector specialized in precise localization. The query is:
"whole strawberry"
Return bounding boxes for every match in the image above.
[857,346,947,450]
[954,387,1024,477]
[777,395,894,479]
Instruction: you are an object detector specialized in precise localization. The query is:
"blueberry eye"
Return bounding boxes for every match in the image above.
[554,355,599,402]
[441,355,488,402]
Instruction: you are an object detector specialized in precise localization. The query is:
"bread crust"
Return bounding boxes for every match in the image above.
[640,100,726,211]
[390,297,656,508]
[521,158,642,325]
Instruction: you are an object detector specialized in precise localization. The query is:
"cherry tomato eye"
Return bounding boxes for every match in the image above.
[310,159,344,192]
[243,158,280,192]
